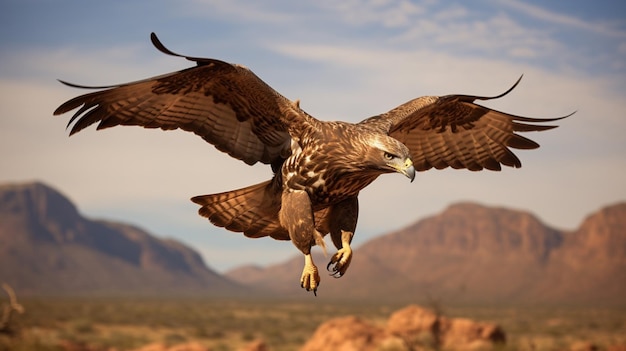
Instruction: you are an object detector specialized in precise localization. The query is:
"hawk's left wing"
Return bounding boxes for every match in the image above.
[360,77,572,171]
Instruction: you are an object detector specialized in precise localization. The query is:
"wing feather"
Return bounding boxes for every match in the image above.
[54,33,307,166]
[360,77,571,171]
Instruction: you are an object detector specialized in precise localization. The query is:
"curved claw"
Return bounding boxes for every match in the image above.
[300,280,319,296]
[327,261,344,278]
[300,281,318,296]
[327,246,353,279]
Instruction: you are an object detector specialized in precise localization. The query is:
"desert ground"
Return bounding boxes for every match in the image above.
[1,297,624,351]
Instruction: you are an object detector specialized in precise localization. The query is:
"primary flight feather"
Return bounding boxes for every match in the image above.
[54,33,570,295]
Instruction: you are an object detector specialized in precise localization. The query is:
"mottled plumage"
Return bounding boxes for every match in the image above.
[54,33,570,295]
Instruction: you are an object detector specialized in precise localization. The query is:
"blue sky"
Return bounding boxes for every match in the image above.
[1,0,625,272]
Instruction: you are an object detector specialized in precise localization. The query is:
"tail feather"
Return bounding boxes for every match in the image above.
[191,180,289,240]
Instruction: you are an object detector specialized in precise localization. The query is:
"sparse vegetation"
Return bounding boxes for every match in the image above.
[0,283,25,337]
[0,297,623,351]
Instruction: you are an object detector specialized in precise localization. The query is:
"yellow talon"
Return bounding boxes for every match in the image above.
[300,254,320,295]
[327,244,353,278]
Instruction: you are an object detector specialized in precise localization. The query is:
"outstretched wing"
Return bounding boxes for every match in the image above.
[360,77,571,171]
[54,33,305,166]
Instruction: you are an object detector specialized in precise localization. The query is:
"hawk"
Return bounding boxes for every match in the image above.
[54,33,569,295]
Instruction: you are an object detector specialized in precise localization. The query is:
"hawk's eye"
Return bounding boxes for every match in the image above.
[384,152,396,160]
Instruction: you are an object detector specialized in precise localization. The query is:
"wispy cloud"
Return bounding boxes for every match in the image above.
[501,0,626,38]
[316,0,427,28]
[184,0,295,23]
[252,1,569,71]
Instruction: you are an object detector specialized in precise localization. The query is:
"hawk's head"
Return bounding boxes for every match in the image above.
[364,135,415,182]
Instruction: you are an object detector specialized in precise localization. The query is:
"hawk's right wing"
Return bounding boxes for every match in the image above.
[54,33,308,167]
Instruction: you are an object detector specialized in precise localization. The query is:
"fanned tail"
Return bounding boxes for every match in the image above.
[191,180,288,240]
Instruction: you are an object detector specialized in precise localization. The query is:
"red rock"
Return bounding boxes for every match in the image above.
[301,305,505,351]
[300,316,392,351]
[386,305,505,351]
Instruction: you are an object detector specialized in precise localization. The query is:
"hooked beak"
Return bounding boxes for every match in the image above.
[399,158,416,183]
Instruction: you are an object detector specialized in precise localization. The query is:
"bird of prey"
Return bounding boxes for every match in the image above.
[54,33,569,295]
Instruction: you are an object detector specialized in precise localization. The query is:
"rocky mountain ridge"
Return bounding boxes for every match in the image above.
[0,181,244,296]
[227,202,626,305]
[1,180,624,304]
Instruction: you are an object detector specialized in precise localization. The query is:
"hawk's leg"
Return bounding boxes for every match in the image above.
[327,230,353,278]
[279,189,325,295]
[301,253,320,296]
[327,197,358,278]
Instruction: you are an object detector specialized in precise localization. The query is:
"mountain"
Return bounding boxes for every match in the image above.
[0,181,245,296]
[226,202,626,305]
[2,180,624,304]
[536,203,626,305]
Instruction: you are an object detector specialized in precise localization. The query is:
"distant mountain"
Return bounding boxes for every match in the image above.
[2,180,624,304]
[0,181,246,296]
[227,202,626,305]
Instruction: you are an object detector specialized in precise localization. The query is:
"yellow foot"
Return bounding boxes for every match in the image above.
[327,244,353,278]
[300,254,320,296]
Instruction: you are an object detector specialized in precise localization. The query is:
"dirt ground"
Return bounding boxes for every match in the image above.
[1,298,624,351]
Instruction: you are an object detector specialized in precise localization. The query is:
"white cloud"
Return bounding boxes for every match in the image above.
[183,0,298,24]
[501,0,626,38]
[508,46,536,58]
[390,9,564,65]
[316,0,426,28]
[433,4,468,21]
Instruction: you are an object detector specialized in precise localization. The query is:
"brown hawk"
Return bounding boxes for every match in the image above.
[54,33,570,295]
